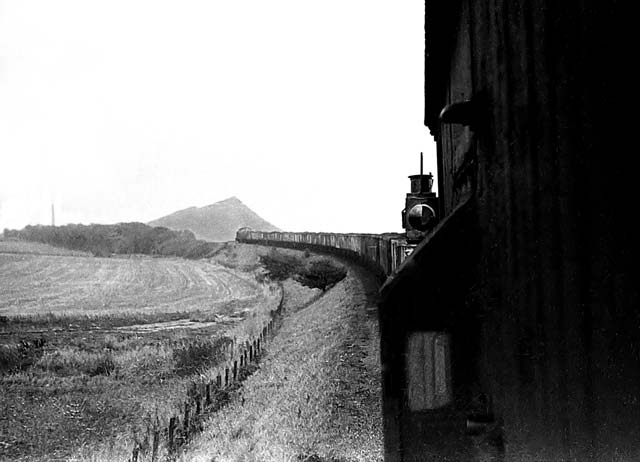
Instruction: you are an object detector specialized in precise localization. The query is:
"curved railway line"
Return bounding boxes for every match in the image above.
[236,228,412,279]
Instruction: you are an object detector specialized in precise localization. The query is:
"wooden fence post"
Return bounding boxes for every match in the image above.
[168,416,177,454]
[233,360,238,381]
[205,383,212,406]
[151,429,159,462]
[130,444,139,462]
[184,402,191,437]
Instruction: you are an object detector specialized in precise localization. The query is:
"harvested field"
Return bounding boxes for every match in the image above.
[0,245,280,461]
[0,252,260,317]
[0,242,376,461]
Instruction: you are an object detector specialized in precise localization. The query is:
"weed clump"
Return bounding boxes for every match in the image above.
[173,337,231,377]
[91,353,116,376]
[0,338,47,373]
[36,349,116,376]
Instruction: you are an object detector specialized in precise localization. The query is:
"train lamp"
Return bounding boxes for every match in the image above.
[402,153,439,243]
[407,203,436,231]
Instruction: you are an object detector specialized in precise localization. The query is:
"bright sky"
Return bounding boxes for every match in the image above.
[0,0,436,234]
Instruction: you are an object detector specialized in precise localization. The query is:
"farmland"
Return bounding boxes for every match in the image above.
[0,241,261,318]
[0,240,279,461]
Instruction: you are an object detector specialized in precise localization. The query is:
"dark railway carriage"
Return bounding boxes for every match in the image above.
[380,1,637,462]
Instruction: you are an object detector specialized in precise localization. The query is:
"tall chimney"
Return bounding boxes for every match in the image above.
[420,152,423,192]
[51,204,55,227]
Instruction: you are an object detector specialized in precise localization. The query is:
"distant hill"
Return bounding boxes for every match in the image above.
[148,197,280,242]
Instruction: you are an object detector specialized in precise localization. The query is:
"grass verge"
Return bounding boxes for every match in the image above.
[177,260,383,462]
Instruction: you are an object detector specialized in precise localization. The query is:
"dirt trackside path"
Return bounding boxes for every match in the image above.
[179,260,383,462]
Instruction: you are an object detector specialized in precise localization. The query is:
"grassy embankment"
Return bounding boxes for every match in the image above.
[0,240,279,461]
[179,245,384,462]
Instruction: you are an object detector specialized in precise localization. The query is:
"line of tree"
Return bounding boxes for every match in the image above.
[3,223,222,259]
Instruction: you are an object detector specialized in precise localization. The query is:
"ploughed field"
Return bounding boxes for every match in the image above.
[0,240,277,461]
[0,249,258,317]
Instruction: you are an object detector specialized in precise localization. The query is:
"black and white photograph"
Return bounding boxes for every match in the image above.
[1,1,635,461]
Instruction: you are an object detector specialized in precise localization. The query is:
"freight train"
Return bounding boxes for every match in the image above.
[235,228,414,279]
[236,156,437,278]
